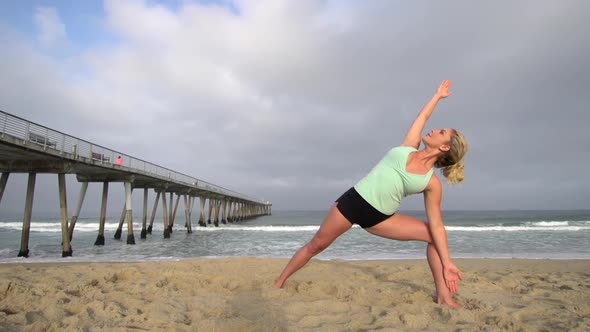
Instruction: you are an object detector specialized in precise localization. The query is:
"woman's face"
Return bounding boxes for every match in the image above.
[423,128,453,151]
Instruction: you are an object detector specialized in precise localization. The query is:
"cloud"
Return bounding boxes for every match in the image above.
[34,6,68,48]
[1,0,589,212]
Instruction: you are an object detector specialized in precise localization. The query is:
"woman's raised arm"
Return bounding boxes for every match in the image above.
[401,80,453,149]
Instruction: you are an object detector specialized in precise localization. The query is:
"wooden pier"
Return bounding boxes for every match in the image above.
[0,110,271,257]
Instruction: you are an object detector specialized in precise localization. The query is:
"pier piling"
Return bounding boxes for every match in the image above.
[114,203,126,240]
[184,195,193,233]
[207,198,213,225]
[162,192,170,238]
[68,181,88,240]
[18,173,36,257]
[0,172,9,204]
[94,182,108,246]
[58,173,72,257]
[189,196,195,232]
[227,201,233,223]
[147,191,160,234]
[221,200,227,224]
[141,188,148,239]
[213,199,220,227]
[168,193,174,232]
[170,193,180,233]
[124,182,135,245]
[199,197,206,227]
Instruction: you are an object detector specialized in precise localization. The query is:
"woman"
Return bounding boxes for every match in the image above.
[274,80,468,308]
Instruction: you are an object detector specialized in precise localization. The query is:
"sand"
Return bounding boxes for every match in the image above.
[0,258,588,331]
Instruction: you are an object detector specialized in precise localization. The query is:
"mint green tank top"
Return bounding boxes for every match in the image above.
[354,146,433,215]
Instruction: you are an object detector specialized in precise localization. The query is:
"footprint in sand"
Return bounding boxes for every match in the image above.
[462,298,485,311]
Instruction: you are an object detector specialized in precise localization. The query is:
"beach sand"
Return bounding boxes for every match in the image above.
[0,258,588,331]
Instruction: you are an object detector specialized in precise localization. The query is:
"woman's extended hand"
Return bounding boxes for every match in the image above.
[443,262,463,293]
[436,80,453,98]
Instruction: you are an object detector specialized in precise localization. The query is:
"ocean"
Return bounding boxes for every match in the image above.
[0,210,589,263]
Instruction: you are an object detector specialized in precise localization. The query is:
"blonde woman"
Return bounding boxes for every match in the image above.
[275,80,468,308]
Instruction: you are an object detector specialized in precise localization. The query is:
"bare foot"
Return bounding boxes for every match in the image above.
[274,279,284,288]
[438,297,461,308]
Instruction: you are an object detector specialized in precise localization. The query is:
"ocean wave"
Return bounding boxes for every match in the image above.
[194,225,322,232]
[0,222,135,233]
[0,223,327,233]
[524,221,569,227]
[1,221,588,233]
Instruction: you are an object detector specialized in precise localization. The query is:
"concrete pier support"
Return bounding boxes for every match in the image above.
[238,202,243,221]
[213,199,220,227]
[162,192,170,238]
[114,204,126,240]
[147,191,161,234]
[18,173,36,257]
[221,200,227,224]
[94,182,108,245]
[68,181,88,240]
[189,196,195,232]
[183,195,193,234]
[235,202,241,222]
[124,182,135,245]
[170,193,180,233]
[141,188,148,239]
[207,198,213,224]
[0,172,9,205]
[226,201,232,223]
[198,197,206,227]
[168,193,174,232]
[58,173,73,257]
[229,201,235,223]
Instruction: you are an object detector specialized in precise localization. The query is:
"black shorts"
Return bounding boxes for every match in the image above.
[335,187,393,228]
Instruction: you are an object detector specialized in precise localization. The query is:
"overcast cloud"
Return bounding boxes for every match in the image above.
[0,0,588,215]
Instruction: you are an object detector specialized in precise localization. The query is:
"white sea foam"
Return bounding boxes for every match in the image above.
[446,225,590,232]
[0,220,588,233]
[164,224,590,232]
[525,221,569,227]
[0,222,125,232]
[193,225,321,232]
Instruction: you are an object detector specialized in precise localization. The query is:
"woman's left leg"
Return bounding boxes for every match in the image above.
[365,213,460,307]
[274,203,353,288]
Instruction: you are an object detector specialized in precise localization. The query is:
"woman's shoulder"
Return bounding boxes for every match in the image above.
[383,146,418,164]
[424,173,442,192]
[396,145,419,151]
[388,145,418,155]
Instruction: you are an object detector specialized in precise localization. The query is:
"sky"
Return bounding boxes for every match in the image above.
[0,0,589,215]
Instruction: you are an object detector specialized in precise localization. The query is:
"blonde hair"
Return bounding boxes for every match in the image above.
[434,129,468,185]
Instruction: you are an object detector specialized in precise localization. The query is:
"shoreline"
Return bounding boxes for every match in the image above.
[1,255,589,265]
[1,258,589,331]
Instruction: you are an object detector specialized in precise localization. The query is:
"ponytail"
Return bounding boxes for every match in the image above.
[436,129,468,185]
[441,161,465,185]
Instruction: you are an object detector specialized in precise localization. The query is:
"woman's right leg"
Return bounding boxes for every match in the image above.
[274,203,353,288]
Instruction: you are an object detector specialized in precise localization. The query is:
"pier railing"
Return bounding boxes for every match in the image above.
[0,110,267,204]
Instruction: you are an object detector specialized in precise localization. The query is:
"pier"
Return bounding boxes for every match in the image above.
[0,110,271,257]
